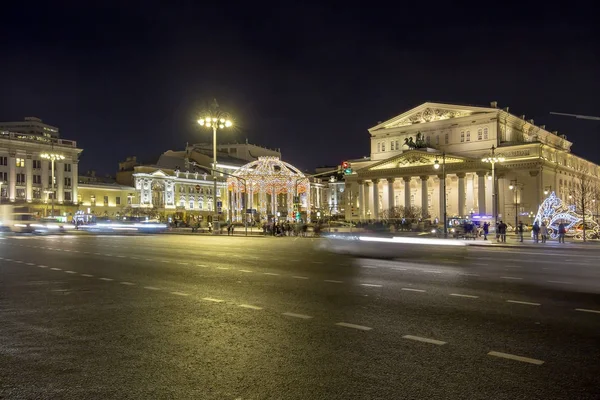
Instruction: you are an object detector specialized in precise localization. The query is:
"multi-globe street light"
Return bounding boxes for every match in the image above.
[509,180,524,230]
[41,152,65,217]
[197,104,233,234]
[433,153,447,238]
[482,146,505,233]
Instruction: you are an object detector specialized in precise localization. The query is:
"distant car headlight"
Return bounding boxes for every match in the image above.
[431,229,436,233]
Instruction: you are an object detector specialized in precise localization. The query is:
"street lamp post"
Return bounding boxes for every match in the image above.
[41,152,65,217]
[509,180,522,230]
[197,105,233,235]
[482,146,505,233]
[433,153,447,238]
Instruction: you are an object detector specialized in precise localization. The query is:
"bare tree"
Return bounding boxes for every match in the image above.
[381,205,423,221]
[571,170,598,241]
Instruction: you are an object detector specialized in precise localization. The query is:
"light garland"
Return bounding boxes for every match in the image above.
[533,192,599,240]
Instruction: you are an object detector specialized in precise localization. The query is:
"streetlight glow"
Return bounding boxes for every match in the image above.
[40,152,65,217]
[482,146,504,233]
[433,159,440,170]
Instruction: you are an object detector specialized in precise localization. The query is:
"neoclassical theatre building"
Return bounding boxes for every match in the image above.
[344,102,600,226]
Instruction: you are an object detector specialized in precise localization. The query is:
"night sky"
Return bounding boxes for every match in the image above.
[1,2,599,175]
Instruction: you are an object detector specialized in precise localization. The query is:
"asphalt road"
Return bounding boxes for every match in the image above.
[1,233,600,399]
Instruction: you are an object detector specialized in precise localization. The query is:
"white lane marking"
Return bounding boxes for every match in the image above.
[360,283,383,287]
[473,262,489,266]
[283,312,313,319]
[239,304,263,310]
[217,267,230,270]
[161,260,170,263]
[120,282,136,286]
[401,288,426,292]
[393,268,408,271]
[99,278,114,281]
[460,273,480,277]
[145,258,154,262]
[25,262,35,266]
[197,264,209,268]
[130,257,139,260]
[144,286,160,290]
[488,351,544,365]
[311,261,323,264]
[361,265,377,269]
[37,265,48,268]
[117,255,126,258]
[575,308,600,314]
[336,322,372,331]
[290,260,300,262]
[81,274,94,277]
[94,253,102,256]
[324,280,343,284]
[403,335,446,345]
[547,280,573,285]
[14,260,24,264]
[202,297,224,303]
[501,276,523,280]
[178,262,190,265]
[239,269,253,273]
[450,293,479,299]
[506,300,540,306]
[64,271,77,274]
[50,267,62,271]
[105,254,113,257]
[424,270,442,274]
[292,276,309,280]
[4,259,13,261]
[264,272,280,276]
[171,291,190,296]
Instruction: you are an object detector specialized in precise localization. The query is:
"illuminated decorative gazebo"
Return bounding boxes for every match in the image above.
[228,157,310,222]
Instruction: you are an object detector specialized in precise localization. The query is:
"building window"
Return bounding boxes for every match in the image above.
[1,186,6,198]
[64,177,72,187]
[16,188,25,199]
[16,173,26,184]
[33,175,42,184]
[377,143,380,152]
[1,172,7,182]
[435,135,439,145]
[477,129,483,140]
[484,127,489,140]
[426,136,431,146]
[16,158,25,168]
[198,197,204,210]
[33,188,42,199]
[189,200,194,209]
[460,132,465,142]
[116,196,121,205]
[445,133,449,144]
[91,195,96,205]
[395,140,399,149]
[381,142,385,152]
[0,157,7,166]
[180,198,185,208]
[390,141,394,151]
[410,193,415,206]
[466,131,471,142]
[103,195,109,206]
[33,160,42,169]
[127,195,132,205]
[64,192,72,202]
[64,163,71,172]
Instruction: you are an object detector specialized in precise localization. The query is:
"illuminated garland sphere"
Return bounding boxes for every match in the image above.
[228,157,309,195]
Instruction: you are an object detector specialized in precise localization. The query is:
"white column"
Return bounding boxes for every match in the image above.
[404,177,411,208]
[457,172,466,217]
[421,176,429,219]
[57,161,64,204]
[358,181,365,219]
[386,178,395,212]
[72,160,78,204]
[363,181,370,219]
[8,151,16,202]
[25,154,33,202]
[372,179,380,219]
[477,172,486,215]
[466,173,474,213]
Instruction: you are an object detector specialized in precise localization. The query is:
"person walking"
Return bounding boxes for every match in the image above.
[498,220,507,243]
[483,222,489,241]
[532,221,540,243]
[558,222,566,243]
[540,222,548,243]
[518,221,524,242]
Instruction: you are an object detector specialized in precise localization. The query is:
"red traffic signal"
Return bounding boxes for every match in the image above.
[341,161,349,169]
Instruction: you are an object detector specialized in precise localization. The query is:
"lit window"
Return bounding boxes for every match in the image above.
[116,196,121,205]
[16,158,25,167]
[189,200,194,209]
[381,142,385,152]
[390,141,394,151]
[477,129,482,140]
[460,132,465,143]
[483,128,489,140]
[395,140,399,149]
[466,131,471,142]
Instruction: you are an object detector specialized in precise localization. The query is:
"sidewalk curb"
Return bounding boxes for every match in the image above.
[467,242,599,250]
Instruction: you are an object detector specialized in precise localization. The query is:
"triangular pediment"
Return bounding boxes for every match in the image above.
[368,150,468,171]
[369,102,497,132]
[150,169,168,177]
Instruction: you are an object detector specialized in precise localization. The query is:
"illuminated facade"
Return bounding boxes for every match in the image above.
[345,102,600,226]
[77,183,136,218]
[0,121,82,213]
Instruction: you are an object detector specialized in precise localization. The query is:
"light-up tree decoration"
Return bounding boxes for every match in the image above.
[228,157,310,222]
[533,192,599,240]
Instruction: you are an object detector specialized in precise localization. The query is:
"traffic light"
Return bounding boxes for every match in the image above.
[341,161,352,175]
